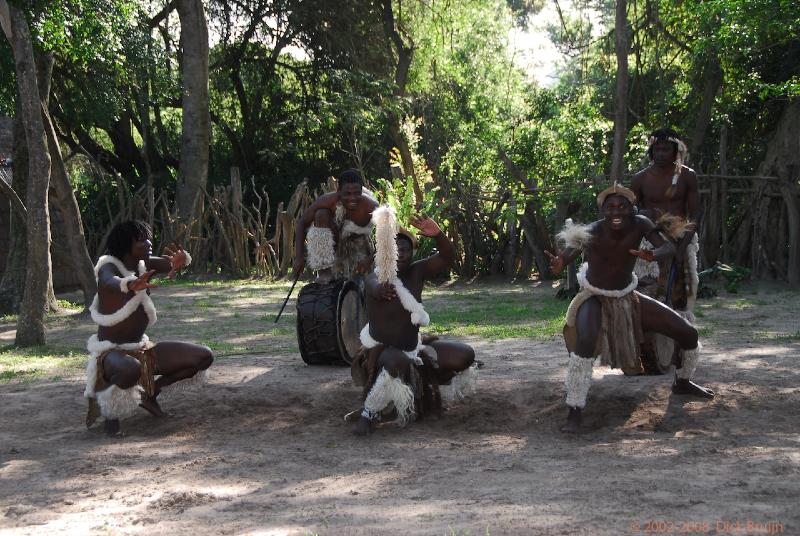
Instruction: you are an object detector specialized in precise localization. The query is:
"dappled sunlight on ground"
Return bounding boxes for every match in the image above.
[0,279,798,533]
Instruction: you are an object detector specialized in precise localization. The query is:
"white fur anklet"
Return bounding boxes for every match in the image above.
[676,342,701,380]
[306,226,335,271]
[442,364,479,402]
[565,352,595,409]
[362,368,415,426]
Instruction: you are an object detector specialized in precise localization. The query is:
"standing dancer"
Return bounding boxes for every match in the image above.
[349,207,477,435]
[85,220,213,435]
[631,129,702,374]
[549,184,714,434]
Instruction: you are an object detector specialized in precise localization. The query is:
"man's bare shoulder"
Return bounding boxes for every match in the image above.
[634,214,657,234]
[361,195,379,210]
[312,191,339,208]
[680,165,697,181]
[98,262,123,278]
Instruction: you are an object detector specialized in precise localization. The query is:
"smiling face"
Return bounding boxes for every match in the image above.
[651,139,677,167]
[337,183,363,212]
[601,194,635,231]
[396,235,414,272]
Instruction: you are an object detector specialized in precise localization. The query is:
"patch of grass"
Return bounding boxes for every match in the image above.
[728,298,769,310]
[57,299,83,311]
[0,344,85,383]
[697,326,714,337]
[694,309,706,318]
[427,294,567,341]
[1,314,16,323]
[751,330,800,342]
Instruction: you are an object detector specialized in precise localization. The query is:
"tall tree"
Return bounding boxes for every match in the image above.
[610,0,628,182]
[2,1,53,346]
[175,0,210,224]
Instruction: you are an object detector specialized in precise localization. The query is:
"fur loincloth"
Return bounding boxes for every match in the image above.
[351,335,443,423]
[633,224,699,313]
[564,264,644,373]
[84,335,156,423]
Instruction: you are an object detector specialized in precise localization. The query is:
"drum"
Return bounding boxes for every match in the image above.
[296,278,367,366]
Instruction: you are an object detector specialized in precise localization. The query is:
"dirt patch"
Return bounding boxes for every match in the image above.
[0,281,798,534]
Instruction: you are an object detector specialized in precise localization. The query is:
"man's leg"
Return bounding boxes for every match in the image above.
[98,351,143,434]
[308,208,335,283]
[430,340,477,401]
[638,294,714,398]
[142,341,214,416]
[355,348,413,436]
[562,297,602,433]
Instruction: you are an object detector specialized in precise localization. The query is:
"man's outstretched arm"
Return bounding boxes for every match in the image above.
[412,216,455,278]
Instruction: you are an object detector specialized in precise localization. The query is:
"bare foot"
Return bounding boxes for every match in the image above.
[104,419,121,436]
[353,416,374,436]
[139,395,167,418]
[86,398,101,428]
[560,407,582,433]
[672,378,715,399]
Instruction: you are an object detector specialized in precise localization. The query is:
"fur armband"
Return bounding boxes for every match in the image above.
[556,220,593,251]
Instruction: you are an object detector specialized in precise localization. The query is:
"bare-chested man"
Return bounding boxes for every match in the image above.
[631,129,702,374]
[293,169,379,282]
[548,184,713,434]
[85,220,213,435]
[348,207,476,436]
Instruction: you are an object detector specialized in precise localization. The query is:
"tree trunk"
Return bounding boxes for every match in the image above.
[756,99,800,284]
[381,0,422,204]
[175,0,210,223]
[689,54,722,162]
[610,0,629,182]
[0,111,27,314]
[43,106,97,308]
[7,4,53,346]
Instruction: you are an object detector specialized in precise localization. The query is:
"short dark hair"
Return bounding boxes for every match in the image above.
[106,220,152,259]
[338,168,364,188]
[647,128,682,160]
[396,234,414,249]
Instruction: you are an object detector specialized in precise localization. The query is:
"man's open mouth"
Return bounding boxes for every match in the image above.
[612,218,622,225]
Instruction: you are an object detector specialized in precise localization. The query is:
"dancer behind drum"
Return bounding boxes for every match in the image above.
[293,169,379,282]
[349,206,477,436]
[547,183,714,434]
[84,220,213,435]
[631,129,702,374]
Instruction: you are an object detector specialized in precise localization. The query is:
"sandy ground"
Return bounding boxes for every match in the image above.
[1,281,798,535]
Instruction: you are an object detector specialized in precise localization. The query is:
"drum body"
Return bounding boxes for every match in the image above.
[296,279,366,366]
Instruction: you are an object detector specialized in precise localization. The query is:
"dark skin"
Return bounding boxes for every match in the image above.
[354,216,475,435]
[630,139,702,266]
[98,237,213,432]
[292,182,379,280]
[547,195,713,433]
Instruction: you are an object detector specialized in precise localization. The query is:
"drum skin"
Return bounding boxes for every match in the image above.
[296,279,366,366]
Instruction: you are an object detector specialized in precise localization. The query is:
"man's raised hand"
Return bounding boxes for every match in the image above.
[629,249,655,262]
[379,282,397,301]
[164,244,189,278]
[545,250,564,275]
[127,270,157,292]
[409,214,441,237]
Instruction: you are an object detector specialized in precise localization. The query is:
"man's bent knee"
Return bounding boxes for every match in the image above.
[677,325,698,351]
[108,358,140,389]
[198,346,214,370]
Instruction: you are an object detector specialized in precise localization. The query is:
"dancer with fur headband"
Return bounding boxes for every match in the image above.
[84,221,213,435]
[548,183,714,434]
[293,169,379,282]
[631,129,702,374]
[348,206,477,435]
